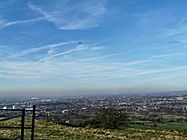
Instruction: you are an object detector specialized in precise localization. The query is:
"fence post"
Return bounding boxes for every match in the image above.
[21,108,25,140]
[31,105,36,140]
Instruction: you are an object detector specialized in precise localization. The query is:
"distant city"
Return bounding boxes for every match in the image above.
[0,91,186,126]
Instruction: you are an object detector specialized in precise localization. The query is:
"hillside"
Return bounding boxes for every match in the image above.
[0,119,187,140]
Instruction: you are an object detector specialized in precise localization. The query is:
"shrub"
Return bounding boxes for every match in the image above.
[86,107,128,129]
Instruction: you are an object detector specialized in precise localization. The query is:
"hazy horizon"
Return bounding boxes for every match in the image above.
[0,88,186,97]
[0,0,187,96]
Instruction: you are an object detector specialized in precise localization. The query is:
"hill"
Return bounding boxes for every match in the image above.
[0,119,187,140]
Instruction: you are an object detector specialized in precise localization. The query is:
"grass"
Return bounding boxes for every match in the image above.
[0,119,187,140]
[129,122,187,131]
[128,124,150,130]
[158,122,187,131]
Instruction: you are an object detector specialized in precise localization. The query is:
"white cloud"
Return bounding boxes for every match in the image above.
[1,37,187,87]
[1,52,187,82]
[39,45,84,62]
[0,17,44,29]
[7,41,76,58]
[38,38,112,62]
[28,0,108,30]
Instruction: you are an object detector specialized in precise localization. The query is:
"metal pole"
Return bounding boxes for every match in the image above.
[31,105,36,140]
[21,108,25,140]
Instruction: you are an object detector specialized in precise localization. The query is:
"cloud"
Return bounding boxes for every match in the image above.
[0,61,56,80]
[28,0,108,30]
[135,7,187,47]
[7,41,77,59]
[141,72,187,82]
[0,17,44,29]
[38,38,112,62]
[0,51,187,87]
[0,35,187,89]
[38,44,89,62]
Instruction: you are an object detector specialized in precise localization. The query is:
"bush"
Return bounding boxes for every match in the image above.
[85,107,128,129]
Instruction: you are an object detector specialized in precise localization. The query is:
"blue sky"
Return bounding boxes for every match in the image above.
[0,0,187,95]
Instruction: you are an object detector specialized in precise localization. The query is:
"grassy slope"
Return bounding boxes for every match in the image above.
[0,119,187,140]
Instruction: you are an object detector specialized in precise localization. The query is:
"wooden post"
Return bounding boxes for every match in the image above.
[31,105,36,140]
[21,108,25,140]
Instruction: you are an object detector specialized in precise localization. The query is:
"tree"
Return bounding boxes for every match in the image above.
[86,107,128,129]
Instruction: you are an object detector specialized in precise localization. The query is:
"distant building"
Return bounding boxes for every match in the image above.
[176,97,184,101]
[12,105,16,109]
[62,109,70,114]
[3,106,7,109]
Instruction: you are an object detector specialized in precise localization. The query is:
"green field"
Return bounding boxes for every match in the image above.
[0,119,187,140]
[129,122,187,131]
[158,122,187,131]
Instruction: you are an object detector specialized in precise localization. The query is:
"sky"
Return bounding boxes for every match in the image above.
[0,0,187,96]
